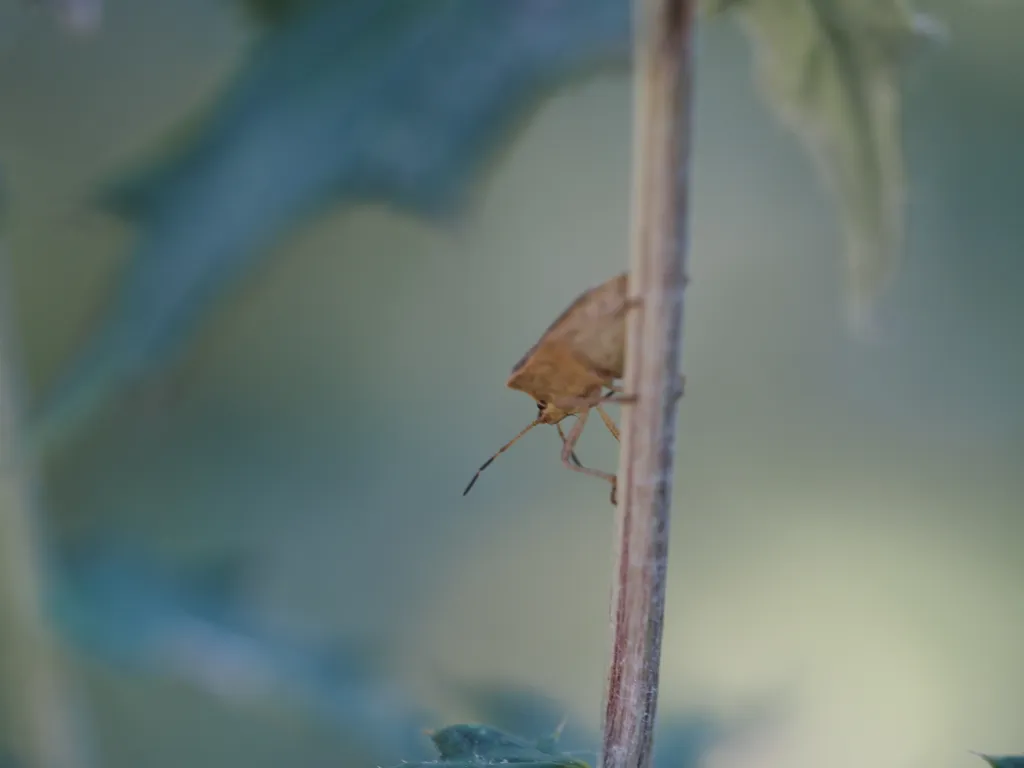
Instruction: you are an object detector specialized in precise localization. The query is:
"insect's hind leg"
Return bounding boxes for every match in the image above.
[560,409,618,505]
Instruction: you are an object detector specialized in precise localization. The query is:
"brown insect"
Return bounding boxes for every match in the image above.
[463,272,639,505]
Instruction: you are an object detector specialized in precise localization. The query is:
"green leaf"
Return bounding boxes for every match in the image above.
[401,724,590,768]
[437,675,796,768]
[433,673,587,749]
[972,753,1024,768]
[722,0,940,334]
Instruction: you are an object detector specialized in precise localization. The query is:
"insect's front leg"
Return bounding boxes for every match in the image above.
[559,408,618,505]
[555,375,685,413]
[553,391,635,411]
[556,422,583,468]
[602,374,686,402]
[595,404,620,442]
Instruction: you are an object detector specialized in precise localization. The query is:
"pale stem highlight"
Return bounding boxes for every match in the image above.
[0,187,92,768]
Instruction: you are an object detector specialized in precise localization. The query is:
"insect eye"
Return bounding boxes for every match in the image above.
[536,400,547,411]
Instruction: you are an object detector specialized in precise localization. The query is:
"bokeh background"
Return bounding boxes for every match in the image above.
[0,1,1021,768]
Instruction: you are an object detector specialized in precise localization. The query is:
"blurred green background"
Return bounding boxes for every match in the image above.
[0,1,1022,767]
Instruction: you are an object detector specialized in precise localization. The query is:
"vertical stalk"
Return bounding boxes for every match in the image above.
[0,185,90,768]
[599,2,696,768]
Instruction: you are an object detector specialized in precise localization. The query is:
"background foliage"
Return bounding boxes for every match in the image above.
[27,0,933,448]
[0,1,1022,767]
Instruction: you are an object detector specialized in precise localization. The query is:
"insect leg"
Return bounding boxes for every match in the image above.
[559,408,618,505]
[555,391,636,410]
[595,403,620,442]
[602,393,638,405]
[563,375,685,408]
[556,421,583,468]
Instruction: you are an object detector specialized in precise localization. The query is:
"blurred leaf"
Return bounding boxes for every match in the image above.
[29,0,631,450]
[176,553,259,614]
[400,724,589,768]
[725,0,941,334]
[46,536,432,760]
[35,0,103,34]
[239,0,315,26]
[973,754,1024,768]
[30,0,941,448]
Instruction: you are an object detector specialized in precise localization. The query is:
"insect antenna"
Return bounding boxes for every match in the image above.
[463,419,542,496]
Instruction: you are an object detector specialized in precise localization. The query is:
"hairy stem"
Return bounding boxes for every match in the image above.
[599,2,696,768]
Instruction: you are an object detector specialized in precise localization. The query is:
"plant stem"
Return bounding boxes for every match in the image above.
[599,2,696,768]
[0,188,91,768]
